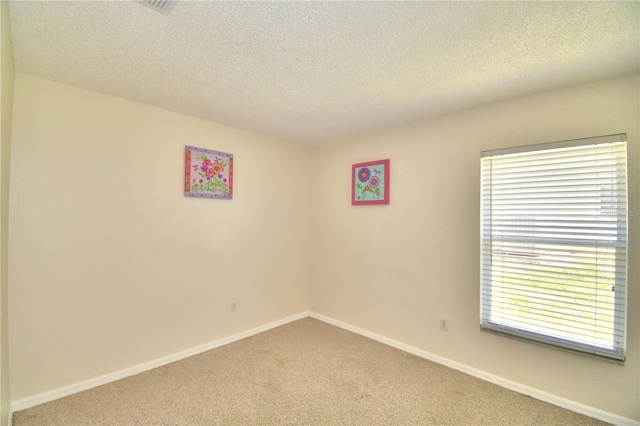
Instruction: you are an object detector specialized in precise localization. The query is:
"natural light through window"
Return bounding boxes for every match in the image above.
[480,134,628,361]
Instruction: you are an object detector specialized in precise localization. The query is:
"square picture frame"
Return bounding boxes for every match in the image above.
[184,145,233,199]
[352,159,390,205]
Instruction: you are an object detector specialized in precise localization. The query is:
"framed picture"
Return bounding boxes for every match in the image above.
[352,159,390,205]
[184,146,233,199]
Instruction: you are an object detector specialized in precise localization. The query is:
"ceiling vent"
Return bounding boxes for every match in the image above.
[138,0,177,16]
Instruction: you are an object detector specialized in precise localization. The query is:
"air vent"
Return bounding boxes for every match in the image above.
[138,0,177,15]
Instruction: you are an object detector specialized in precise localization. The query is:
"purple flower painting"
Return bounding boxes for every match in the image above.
[352,159,390,205]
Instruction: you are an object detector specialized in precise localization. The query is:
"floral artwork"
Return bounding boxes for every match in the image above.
[352,159,390,205]
[184,146,233,199]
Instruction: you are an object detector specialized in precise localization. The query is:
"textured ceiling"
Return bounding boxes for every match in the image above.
[8,1,640,143]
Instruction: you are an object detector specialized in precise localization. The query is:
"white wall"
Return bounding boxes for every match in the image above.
[309,74,639,421]
[8,74,311,401]
[7,69,639,421]
[0,1,13,424]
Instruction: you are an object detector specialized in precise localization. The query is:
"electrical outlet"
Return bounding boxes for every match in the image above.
[439,317,448,331]
[231,302,237,312]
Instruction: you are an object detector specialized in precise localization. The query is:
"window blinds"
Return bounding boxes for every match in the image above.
[480,134,628,361]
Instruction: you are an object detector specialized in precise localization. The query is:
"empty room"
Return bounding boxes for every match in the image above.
[1,1,638,425]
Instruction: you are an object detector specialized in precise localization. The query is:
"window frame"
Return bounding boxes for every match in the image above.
[480,134,628,362]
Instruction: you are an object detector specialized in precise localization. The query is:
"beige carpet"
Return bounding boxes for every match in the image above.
[14,318,607,425]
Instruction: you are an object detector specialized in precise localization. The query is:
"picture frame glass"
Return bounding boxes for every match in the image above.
[184,146,233,199]
[352,159,389,205]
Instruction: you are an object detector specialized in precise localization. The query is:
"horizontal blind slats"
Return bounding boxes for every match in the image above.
[480,137,627,361]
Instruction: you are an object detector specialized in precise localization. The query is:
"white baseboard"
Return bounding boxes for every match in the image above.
[11,311,310,413]
[11,310,638,426]
[309,312,638,426]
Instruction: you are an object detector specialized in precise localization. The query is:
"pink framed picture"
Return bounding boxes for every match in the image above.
[352,159,390,205]
[184,146,233,199]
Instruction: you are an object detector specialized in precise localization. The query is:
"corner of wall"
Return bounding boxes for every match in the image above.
[0,1,15,424]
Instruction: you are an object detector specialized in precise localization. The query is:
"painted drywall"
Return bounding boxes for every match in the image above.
[6,70,639,422]
[0,1,13,424]
[309,74,640,421]
[8,74,311,401]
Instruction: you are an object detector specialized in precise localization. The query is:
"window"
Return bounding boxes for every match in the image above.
[480,134,628,362]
